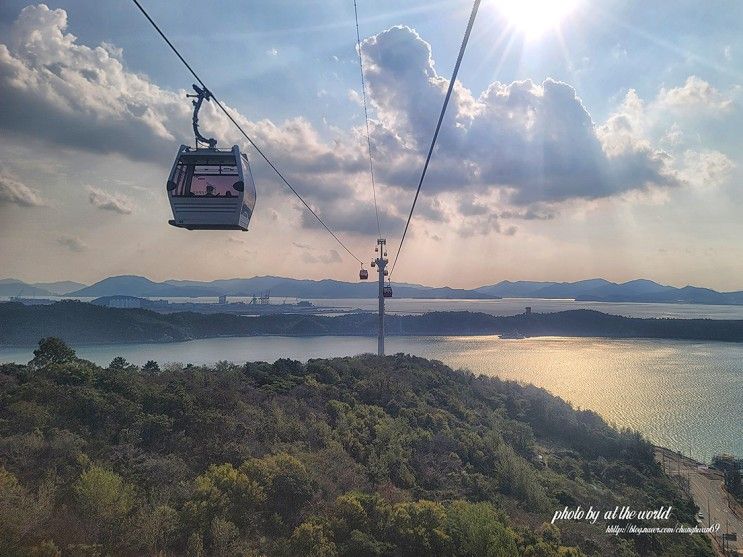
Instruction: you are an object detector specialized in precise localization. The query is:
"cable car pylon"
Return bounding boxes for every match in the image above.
[370,238,390,355]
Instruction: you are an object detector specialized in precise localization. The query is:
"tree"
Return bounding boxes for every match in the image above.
[30,337,76,368]
[445,501,518,557]
[210,516,244,556]
[186,532,204,557]
[28,540,61,557]
[241,453,315,529]
[726,468,742,497]
[73,465,136,548]
[108,356,130,370]
[135,505,179,554]
[142,360,160,374]
[183,463,265,534]
[289,521,338,557]
[387,501,451,556]
[0,466,54,555]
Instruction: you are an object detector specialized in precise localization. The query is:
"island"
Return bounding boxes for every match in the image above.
[4,301,743,346]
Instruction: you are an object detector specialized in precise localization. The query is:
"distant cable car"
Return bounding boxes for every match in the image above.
[383,283,393,298]
[359,267,369,280]
[167,85,256,231]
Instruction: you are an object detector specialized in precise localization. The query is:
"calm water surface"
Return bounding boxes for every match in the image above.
[1,335,740,459]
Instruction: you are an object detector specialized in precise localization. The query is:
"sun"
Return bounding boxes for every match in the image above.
[494,0,581,38]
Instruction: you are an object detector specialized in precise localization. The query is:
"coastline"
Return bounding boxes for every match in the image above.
[654,446,743,554]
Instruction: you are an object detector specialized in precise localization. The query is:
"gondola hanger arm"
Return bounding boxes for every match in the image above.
[187,84,217,149]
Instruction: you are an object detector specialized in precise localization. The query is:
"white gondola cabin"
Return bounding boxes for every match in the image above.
[167,145,257,231]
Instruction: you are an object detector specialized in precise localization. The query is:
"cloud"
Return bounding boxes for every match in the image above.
[87,186,133,214]
[0,5,188,162]
[323,249,342,264]
[360,26,679,207]
[347,89,363,106]
[679,150,734,188]
[660,123,683,147]
[57,235,87,252]
[300,249,342,264]
[0,171,45,207]
[0,4,361,178]
[499,208,556,220]
[0,7,724,243]
[600,86,735,191]
[457,196,489,216]
[656,76,733,112]
[457,212,504,238]
[300,197,405,235]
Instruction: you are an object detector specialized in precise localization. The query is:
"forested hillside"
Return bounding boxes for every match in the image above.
[0,339,712,556]
[4,301,743,346]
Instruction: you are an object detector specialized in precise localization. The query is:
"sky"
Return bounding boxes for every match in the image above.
[0,0,742,290]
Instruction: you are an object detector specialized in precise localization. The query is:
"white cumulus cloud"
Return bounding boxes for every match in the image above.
[657,76,734,112]
[361,26,679,206]
[87,186,133,215]
[0,171,45,207]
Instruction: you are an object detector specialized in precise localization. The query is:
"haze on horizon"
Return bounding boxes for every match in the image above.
[1,1,742,291]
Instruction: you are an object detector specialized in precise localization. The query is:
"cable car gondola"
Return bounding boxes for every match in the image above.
[359,267,368,280]
[167,85,256,231]
[383,283,393,298]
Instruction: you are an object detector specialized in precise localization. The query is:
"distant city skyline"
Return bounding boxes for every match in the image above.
[1,1,742,289]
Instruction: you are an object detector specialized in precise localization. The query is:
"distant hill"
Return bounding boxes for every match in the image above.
[69,275,497,300]
[4,301,743,346]
[68,275,223,298]
[475,280,558,297]
[0,279,52,297]
[0,279,86,297]
[525,278,614,299]
[32,280,86,295]
[477,278,743,305]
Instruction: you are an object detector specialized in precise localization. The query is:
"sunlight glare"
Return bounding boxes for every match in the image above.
[494,0,580,38]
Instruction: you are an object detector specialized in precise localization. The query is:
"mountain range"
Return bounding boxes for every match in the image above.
[62,275,496,300]
[478,279,743,305]
[3,275,743,305]
[0,278,86,297]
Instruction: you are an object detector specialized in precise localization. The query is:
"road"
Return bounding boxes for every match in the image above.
[656,447,742,555]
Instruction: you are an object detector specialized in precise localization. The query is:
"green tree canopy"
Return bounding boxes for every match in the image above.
[31,337,76,368]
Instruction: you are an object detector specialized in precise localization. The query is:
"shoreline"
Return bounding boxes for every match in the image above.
[654,446,743,554]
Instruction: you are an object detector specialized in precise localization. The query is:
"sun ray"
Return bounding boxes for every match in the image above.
[493,0,581,39]
[470,17,521,86]
[593,5,743,81]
